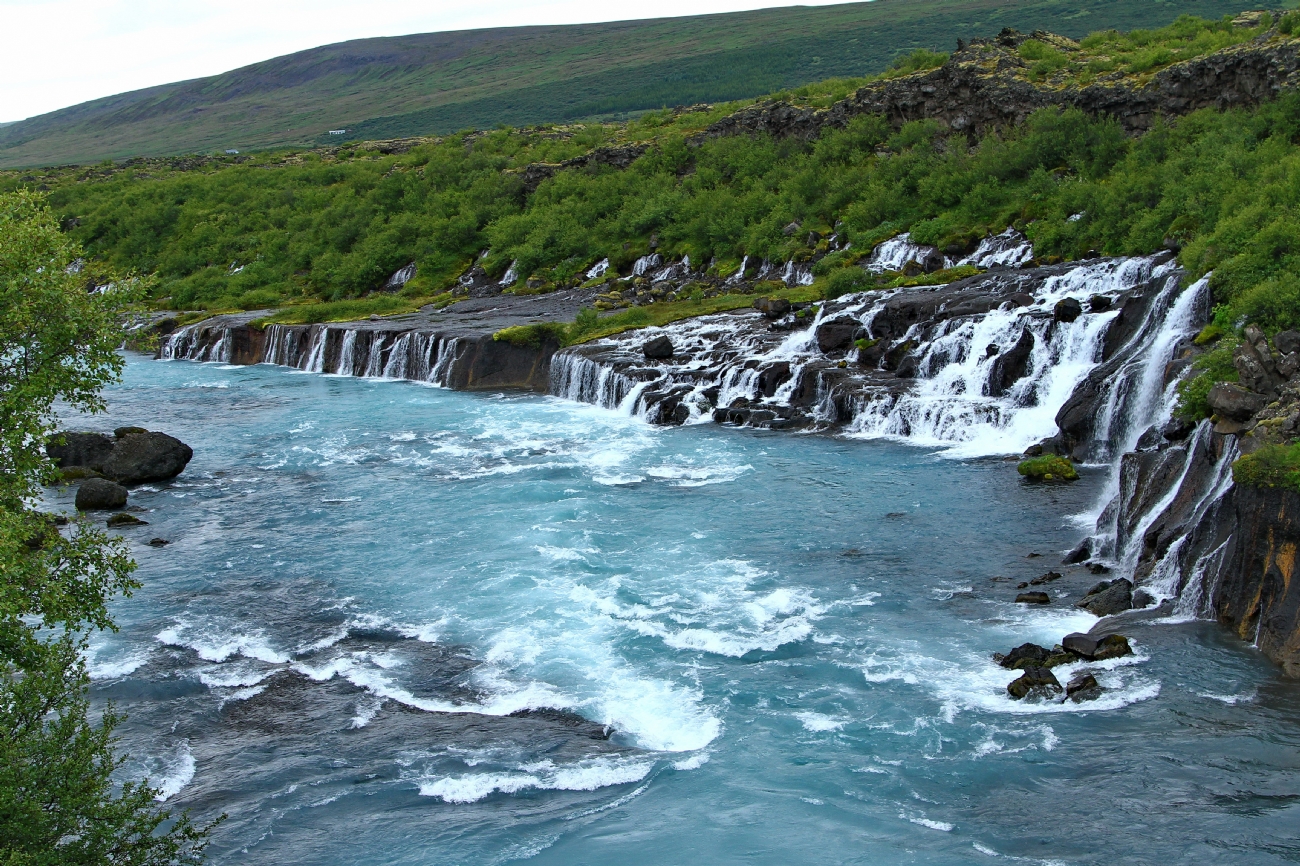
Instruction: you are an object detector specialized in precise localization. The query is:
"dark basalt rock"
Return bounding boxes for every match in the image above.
[997,642,1050,669]
[1008,666,1062,700]
[1066,672,1102,702]
[47,432,115,471]
[1063,539,1091,564]
[100,431,193,485]
[987,328,1035,397]
[1275,330,1300,356]
[1015,591,1051,605]
[642,335,674,360]
[48,428,194,485]
[75,478,128,511]
[1076,579,1134,616]
[1030,571,1062,586]
[106,512,148,527]
[1062,632,1132,660]
[816,316,860,354]
[1207,383,1268,421]
[148,537,171,547]
[1131,589,1156,609]
[1054,297,1083,323]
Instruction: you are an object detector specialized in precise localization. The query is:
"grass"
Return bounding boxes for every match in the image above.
[0,0,1263,168]
[1233,443,1300,493]
[252,294,453,326]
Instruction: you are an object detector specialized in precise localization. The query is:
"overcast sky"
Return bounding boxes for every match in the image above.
[1,0,858,122]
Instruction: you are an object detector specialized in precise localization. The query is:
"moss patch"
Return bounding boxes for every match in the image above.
[1017,455,1079,481]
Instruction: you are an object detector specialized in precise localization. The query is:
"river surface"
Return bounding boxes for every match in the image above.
[55,355,1300,865]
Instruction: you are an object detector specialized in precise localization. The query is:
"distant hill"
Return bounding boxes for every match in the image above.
[0,0,1260,168]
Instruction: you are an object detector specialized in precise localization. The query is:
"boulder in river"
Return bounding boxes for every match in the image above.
[997,642,1049,669]
[753,297,791,319]
[1054,297,1083,323]
[48,428,193,485]
[1076,579,1133,616]
[1008,666,1062,700]
[99,430,193,484]
[1066,672,1102,701]
[1062,632,1133,660]
[47,432,115,471]
[815,316,860,354]
[1015,591,1051,604]
[642,335,675,359]
[106,512,148,527]
[75,478,128,511]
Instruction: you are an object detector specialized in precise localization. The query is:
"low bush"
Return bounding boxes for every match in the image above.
[1017,455,1080,481]
[1233,443,1300,492]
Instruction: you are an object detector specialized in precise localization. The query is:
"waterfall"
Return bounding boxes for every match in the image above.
[549,353,636,409]
[1088,274,1210,463]
[956,228,1035,269]
[864,233,943,273]
[843,258,1180,455]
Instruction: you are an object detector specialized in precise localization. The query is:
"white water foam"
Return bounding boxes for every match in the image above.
[416,756,655,803]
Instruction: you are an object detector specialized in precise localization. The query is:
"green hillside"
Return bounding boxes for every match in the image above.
[0,0,1259,168]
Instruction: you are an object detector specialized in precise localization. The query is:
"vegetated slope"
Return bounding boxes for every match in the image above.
[5,12,1300,363]
[0,0,1260,168]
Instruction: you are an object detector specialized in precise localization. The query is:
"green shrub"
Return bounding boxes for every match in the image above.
[1174,341,1239,421]
[1233,443,1300,492]
[1017,455,1080,481]
[823,267,873,299]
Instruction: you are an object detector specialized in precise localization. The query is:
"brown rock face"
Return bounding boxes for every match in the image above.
[1213,485,1300,676]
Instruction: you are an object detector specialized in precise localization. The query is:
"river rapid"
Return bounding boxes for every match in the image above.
[54,355,1300,865]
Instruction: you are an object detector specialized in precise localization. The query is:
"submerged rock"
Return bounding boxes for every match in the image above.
[107,512,148,527]
[1008,666,1062,700]
[147,537,171,547]
[1015,591,1051,604]
[75,478,128,511]
[1076,579,1134,616]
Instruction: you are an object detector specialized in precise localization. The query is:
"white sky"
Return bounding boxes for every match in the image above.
[1,0,857,122]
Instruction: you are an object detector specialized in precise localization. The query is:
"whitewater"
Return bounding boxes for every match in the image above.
[60,355,1300,865]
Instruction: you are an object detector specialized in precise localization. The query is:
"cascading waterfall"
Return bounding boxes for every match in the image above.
[843,257,1183,455]
[549,354,638,410]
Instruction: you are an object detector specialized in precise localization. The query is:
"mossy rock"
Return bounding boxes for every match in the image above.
[1017,455,1079,482]
[57,466,102,483]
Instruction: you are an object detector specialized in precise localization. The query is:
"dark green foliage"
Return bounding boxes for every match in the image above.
[1017,455,1080,481]
[1175,339,1240,421]
[1,192,215,865]
[1233,443,1300,492]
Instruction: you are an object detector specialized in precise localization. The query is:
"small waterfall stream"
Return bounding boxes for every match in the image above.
[160,322,467,388]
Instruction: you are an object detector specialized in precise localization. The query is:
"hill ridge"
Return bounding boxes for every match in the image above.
[0,0,1261,168]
